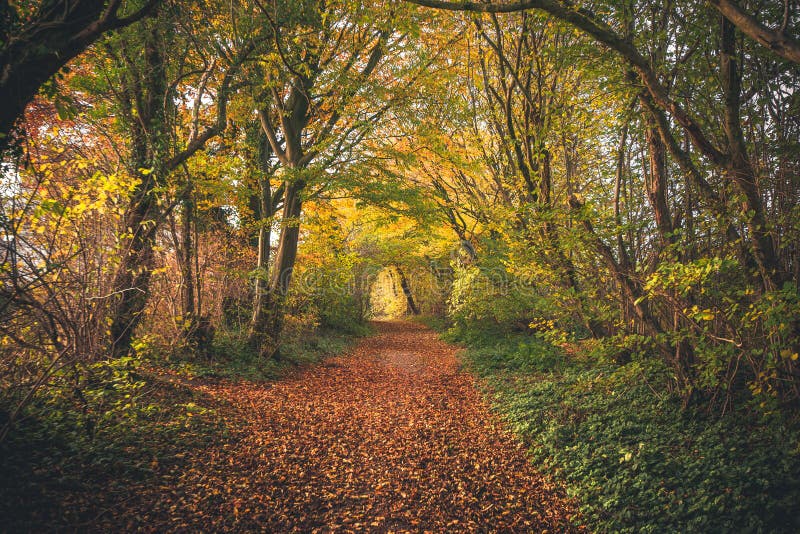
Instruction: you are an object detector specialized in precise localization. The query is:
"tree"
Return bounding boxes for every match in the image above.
[398,0,800,404]
[0,0,160,152]
[244,0,416,356]
[414,0,797,290]
[99,1,261,356]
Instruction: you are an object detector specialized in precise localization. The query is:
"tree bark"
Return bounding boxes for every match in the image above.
[248,129,278,349]
[720,17,781,290]
[709,0,800,64]
[110,179,160,357]
[643,107,674,245]
[109,25,167,358]
[251,179,306,358]
[180,183,195,324]
[174,176,204,350]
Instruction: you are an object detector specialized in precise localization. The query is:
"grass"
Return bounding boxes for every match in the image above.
[441,323,800,533]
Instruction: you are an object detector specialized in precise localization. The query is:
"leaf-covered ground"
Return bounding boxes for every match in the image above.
[8,321,583,531]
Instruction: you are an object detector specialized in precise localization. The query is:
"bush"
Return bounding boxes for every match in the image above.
[448,265,533,331]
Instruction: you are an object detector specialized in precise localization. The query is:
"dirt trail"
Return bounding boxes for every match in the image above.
[113,321,582,532]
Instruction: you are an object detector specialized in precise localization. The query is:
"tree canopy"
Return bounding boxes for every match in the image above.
[1,0,799,530]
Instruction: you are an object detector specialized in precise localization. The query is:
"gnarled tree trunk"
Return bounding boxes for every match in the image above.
[249,179,305,358]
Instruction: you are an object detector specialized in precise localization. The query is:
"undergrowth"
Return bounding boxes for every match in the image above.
[0,325,364,529]
[160,324,368,381]
[0,360,225,529]
[441,322,800,533]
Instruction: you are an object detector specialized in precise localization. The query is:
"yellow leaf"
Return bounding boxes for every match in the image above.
[698,310,715,321]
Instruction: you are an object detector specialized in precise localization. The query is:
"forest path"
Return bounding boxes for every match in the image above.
[117,321,582,531]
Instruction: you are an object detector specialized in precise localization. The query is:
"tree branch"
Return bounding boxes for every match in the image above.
[406,0,729,167]
[709,0,800,64]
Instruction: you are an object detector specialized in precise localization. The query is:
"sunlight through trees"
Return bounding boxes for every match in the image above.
[1,0,799,530]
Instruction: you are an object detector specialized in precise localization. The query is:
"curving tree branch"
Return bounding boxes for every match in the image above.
[709,0,800,64]
[406,0,800,64]
[0,0,161,151]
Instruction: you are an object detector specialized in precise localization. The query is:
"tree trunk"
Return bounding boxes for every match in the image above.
[180,183,195,330]
[250,179,305,358]
[643,107,674,244]
[395,265,420,315]
[637,83,753,269]
[110,183,159,357]
[248,178,274,347]
[248,126,278,347]
[720,17,781,291]
[268,179,305,313]
[108,24,167,357]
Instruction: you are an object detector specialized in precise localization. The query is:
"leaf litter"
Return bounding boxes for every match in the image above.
[69,321,585,531]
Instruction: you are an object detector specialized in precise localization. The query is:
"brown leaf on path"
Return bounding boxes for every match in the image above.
[90,320,584,531]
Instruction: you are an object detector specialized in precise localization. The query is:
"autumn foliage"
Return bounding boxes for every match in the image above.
[2,0,800,531]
